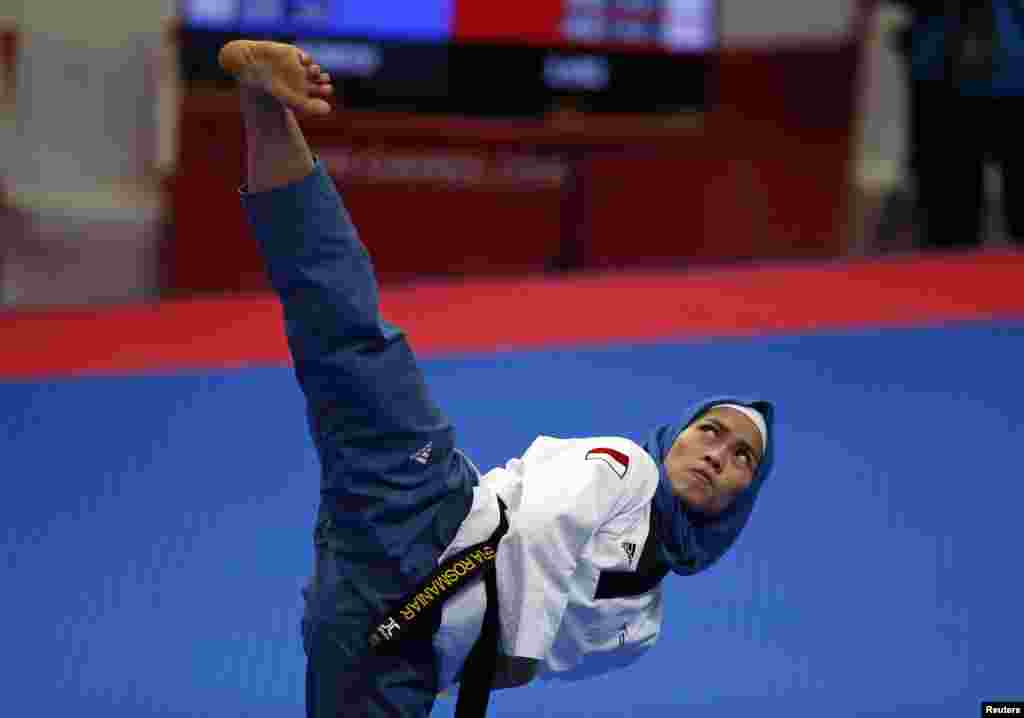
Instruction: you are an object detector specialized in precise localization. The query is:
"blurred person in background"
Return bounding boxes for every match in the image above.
[220,40,777,718]
[892,0,1024,249]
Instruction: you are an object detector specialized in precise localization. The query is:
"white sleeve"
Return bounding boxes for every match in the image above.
[496,439,648,660]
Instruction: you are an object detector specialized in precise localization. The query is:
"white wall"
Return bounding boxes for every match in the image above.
[16,0,173,46]
[6,0,175,211]
[1,0,177,306]
[0,0,20,25]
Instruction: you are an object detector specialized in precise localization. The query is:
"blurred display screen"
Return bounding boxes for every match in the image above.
[179,1,715,115]
[182,0,714,50]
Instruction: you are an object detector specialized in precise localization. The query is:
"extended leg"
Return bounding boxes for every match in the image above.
[219,40,329,192]
[223,41,477,718]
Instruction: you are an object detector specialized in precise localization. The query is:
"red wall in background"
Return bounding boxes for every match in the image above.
[581,44,859,270]
[170,107,571,293]
[168,41,860,296]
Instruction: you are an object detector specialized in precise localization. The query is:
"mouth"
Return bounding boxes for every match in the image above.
[689,468,714,492]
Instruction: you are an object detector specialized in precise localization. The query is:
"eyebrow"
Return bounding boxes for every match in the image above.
[704,417,763,464]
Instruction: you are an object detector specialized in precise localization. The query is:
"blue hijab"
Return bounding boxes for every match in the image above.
[643,398,776,576]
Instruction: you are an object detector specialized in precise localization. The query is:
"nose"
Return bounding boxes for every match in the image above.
[702,446,726,473]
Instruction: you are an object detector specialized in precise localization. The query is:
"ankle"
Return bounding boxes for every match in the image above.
[240,86,290,123]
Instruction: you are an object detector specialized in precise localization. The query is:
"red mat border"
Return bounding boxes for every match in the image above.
[3,250,1023,379]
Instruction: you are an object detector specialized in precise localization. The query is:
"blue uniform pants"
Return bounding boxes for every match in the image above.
[242,162,478,717]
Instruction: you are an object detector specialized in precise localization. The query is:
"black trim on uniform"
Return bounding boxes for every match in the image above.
[594,505,670,600]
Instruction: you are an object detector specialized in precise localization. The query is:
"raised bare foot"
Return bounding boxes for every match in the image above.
[218,40,334,116]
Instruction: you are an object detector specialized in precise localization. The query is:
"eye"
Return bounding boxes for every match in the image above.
[735,449,753,468]
[700,423,718,435]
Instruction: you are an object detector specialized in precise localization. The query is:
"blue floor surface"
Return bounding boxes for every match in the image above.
[3,321,1021,716]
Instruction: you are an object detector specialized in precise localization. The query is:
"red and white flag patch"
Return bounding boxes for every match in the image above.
[585,447,630,479]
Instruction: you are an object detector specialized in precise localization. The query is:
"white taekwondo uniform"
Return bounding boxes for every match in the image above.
[432,435,665,690]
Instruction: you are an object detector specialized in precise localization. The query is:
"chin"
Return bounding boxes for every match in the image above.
[678,489,713,516]
[668,470,716,516]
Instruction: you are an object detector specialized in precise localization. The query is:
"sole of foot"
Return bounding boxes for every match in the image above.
[218,40,334,116]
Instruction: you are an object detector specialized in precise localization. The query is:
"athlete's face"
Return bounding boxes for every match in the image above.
[664,406,764,517]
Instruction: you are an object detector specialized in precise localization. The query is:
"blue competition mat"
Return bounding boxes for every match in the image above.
[3,321,1022,717]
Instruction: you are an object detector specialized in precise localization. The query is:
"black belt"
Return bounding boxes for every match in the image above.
[368,497,509,717]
